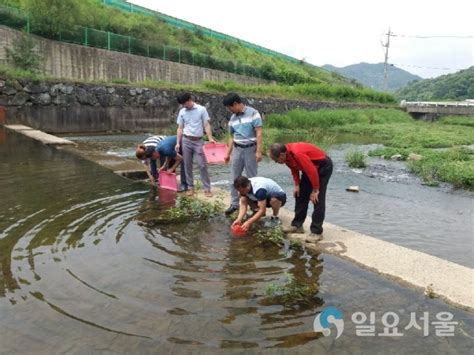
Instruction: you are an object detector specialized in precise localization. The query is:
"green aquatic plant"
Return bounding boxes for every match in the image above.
[254,226,285,246]
[157,196,224,224]
[264,272,315,305]
[254,226,302,250]
[345,150,367,168]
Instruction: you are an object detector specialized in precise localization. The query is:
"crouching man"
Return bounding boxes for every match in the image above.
[232,176,287,232]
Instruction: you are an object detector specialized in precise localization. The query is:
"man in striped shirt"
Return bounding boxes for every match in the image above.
[135,135,166,186]
[223,93,263,215]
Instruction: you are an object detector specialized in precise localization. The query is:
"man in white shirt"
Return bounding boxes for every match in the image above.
[175,92,216,197]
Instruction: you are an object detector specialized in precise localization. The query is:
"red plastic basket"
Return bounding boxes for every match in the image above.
[231,224,247,237]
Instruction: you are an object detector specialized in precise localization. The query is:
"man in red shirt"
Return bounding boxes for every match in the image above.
[269,142,333,239]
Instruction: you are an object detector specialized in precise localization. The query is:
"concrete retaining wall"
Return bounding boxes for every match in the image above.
[0,26,269,86]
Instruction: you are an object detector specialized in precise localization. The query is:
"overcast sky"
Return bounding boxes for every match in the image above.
[130,0,473,79]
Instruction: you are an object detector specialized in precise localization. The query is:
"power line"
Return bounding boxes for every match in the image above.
[390,34,474,39]
[390,63,466,71]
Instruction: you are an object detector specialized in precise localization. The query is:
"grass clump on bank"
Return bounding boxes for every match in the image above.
[345,150,367,168]
[265,109,474,189]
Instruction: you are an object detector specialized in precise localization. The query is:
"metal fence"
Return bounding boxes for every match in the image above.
[101,0,301,65]
[0,5,266,79]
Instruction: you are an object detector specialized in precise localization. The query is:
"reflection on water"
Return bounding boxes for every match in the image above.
[0,128,473,352]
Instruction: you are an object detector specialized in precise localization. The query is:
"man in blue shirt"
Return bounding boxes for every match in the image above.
[232,176,286,231]
[175,92,216,197]
[223,93,263,215]
[141,135,187,191]
[135,135,166,186]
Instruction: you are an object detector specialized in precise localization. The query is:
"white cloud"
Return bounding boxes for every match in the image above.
[129,0,473,78]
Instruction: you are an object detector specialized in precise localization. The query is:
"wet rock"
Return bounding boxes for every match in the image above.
[110,94,124,106]
[1,86,17,96]
[390,154,403,161]
[60,84,74,95]
[97,94,113,106]
[11,80,23,91]
[53,94,76,105]
[75,87,98,105]
[50,83,74,96]
[408,153,422,161]
[32,93,51,105]
[49,84,62,96]
[11,92,30,106]
[136,87,148,94]
[129,88,137,96]
[137,91,155,105]
[346,186,359,192]
[107,87,115,94]
[23,83,49,94]
[0,80,5,88]
[92,86,107,96]
[115,87,129,96]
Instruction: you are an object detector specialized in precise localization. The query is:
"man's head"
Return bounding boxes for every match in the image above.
[223,92,245,114]
[136,144,159,160]
[269,143,287,164]
[177,92,194,109]
[233,176,252,195]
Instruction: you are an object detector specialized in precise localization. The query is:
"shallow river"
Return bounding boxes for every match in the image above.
[0,129,472,353]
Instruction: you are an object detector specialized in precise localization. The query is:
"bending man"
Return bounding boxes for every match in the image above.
[269,142,333,239]
[232,176,286,231]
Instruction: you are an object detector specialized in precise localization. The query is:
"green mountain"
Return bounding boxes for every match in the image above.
[322,62,422,92]
[396,67,474,101]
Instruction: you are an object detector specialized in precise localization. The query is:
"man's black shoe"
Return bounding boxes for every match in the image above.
[225,205,238,216]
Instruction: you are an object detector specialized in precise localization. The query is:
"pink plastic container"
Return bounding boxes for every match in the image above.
[203,143,227,164]
[159,170,177,191]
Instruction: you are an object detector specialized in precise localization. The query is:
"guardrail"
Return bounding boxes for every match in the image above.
[403,101,474,107]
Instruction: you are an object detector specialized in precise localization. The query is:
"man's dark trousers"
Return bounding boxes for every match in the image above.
[291,157,333,234]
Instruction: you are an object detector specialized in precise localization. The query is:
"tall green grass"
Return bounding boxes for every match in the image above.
[265,108,474,189]
[438,115,474,127]
[202,81,395,104]
[266,108,410,129]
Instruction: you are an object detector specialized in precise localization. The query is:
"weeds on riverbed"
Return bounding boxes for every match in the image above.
[264,272,316,305]
[254,226,302,250]
[345,150,367,168]
[157,196,224,223]
[369,146,474,189]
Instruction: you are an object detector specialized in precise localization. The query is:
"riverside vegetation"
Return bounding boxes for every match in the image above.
[0,0,395,104]
[266,109,474,189]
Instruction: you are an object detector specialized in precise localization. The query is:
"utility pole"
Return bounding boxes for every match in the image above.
[382,27,392,91]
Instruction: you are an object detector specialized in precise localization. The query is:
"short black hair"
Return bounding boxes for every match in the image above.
[177,92,192,104]
[233,176,250,189]
[223,92,242,106]
[269,143,287,158]
[144,146,155,158]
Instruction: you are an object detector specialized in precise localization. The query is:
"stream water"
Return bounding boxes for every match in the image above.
[0,128,472,353]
